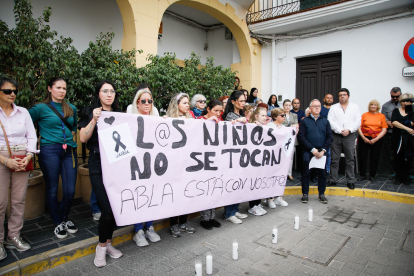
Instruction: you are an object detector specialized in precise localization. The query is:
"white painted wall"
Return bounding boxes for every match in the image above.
[261,17,414,111]
[0,0,123,53]
[158,16,240,68]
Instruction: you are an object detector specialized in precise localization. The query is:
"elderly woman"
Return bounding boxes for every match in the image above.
[357,100,388,182]
[0,77,37,259]
[190,94,206,118]
[391,93,414,186]
[282,99,299,181]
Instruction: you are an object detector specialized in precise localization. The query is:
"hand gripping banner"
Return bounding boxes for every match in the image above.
[97,112,296,226]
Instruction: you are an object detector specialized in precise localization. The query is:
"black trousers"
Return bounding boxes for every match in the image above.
[301,150,326,195]
[395,152,412,182]
[358,136,384,177]
[170,215,188,226]
[249,200,261,208]
[89,153,116,243]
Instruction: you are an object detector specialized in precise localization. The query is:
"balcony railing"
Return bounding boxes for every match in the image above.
[247,0,349,24]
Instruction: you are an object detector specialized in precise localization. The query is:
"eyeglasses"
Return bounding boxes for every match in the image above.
[338,93,348,97]
[139,99,153,104]
[391,95,400,99]
[310,105,321,108]
[1,89,18,95]
[279,114,286,117]
[197,100,206,103]
[100,90,116,94]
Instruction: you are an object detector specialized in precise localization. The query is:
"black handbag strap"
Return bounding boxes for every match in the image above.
[46,103,73,130]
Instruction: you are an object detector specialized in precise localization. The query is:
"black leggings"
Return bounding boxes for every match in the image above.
[170,215,187,226]
[89,154,116,243]
[249,200,261,208]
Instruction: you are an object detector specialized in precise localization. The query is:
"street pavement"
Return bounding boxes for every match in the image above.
[37,195,414,276]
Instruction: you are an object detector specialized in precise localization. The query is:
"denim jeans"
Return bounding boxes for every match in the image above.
[90,189,101,214]
[38,144,77,226]
[134,221,154,232]
[326,147,331,173]
[224,204,239,218]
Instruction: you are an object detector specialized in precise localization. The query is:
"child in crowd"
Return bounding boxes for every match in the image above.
[247,107,269,216]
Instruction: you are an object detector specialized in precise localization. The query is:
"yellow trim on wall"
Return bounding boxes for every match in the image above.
[115,0,262,95]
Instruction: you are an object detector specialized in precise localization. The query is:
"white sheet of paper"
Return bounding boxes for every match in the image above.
[309,156,326,169]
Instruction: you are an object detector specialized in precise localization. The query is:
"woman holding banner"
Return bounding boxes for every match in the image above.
[197,99,223,230]
[222,91,249,224]
[266,108,289,208]
[79,80,123,267]
[166,93,196,237]
[129,87,162,246]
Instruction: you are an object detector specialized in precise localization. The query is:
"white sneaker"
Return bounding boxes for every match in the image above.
[274,197,288,206]
[248,205,262,216]
[267,200,276,209]
[145,226,161,243]
[94,245,107,268]
[235,212,248,219]
[93,212,101,221]
[226,215,242,224]
[258,204,267,215]
[106,243,123,258]
[133,230,149,247]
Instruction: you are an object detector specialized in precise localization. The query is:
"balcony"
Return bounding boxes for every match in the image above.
[247,0,351,24]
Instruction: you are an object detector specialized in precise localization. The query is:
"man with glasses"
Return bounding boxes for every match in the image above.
[328,88,361,190]
[298,99,332,203]
[381,87,402,179]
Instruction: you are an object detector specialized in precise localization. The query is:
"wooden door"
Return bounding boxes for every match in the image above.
[296,53,341,107]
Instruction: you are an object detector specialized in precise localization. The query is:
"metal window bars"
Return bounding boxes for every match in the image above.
[247,0,346,24]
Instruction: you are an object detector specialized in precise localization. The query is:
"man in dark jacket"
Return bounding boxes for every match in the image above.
[298,99,333,204]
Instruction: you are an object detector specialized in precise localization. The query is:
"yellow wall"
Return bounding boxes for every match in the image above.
[115,0,262,95]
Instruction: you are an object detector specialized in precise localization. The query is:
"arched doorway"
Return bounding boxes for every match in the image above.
[115,0,261,92]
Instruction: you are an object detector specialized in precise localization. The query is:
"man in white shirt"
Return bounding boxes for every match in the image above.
[328,88,361,189]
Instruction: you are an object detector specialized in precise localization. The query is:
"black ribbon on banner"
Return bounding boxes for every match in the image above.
[113,131,126,152]
[284,138,292,152]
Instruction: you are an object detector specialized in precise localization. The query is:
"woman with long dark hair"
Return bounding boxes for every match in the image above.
[267,94,279,117]
[248,88,258,104]
[29,77,78,239]
[223,91,248,224]
[79,80,123,267]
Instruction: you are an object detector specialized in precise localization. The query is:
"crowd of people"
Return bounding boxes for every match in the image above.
[0,75,411,268]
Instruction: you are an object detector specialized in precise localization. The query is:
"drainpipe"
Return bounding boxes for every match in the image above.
[271,38,277,102]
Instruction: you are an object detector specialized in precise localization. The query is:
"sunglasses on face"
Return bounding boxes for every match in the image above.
[139,99,153,104]
[279,114,286,117]
[391,95,400,99]
[1,89,18,95]
[197,100,206,103]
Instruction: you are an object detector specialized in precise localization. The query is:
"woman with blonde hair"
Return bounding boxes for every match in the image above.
[166,93,196,237]
[129,88,162,246]
[243,105,254,122]
[166,93,194,119]
[357,99,387,182]
[391,93,414,185]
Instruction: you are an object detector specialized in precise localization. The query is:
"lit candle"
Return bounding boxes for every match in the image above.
[272,226,278,244]
[206,252,213,275]
[308,208,313,222]
[294,215,299,230]
[195,260,202,276]
[232,240,238,260]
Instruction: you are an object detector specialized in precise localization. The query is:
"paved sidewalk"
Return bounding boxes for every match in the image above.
[36,195,414,276]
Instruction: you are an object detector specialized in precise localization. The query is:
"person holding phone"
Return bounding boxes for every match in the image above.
[391,93,414,186]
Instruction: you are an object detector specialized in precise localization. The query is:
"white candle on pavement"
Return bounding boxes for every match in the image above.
[308,208,313,222]
[294,215,300,230]
[195,260,202,276]
[232,240,238,260]
[206,252,213,275]
[272,226,278,244]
